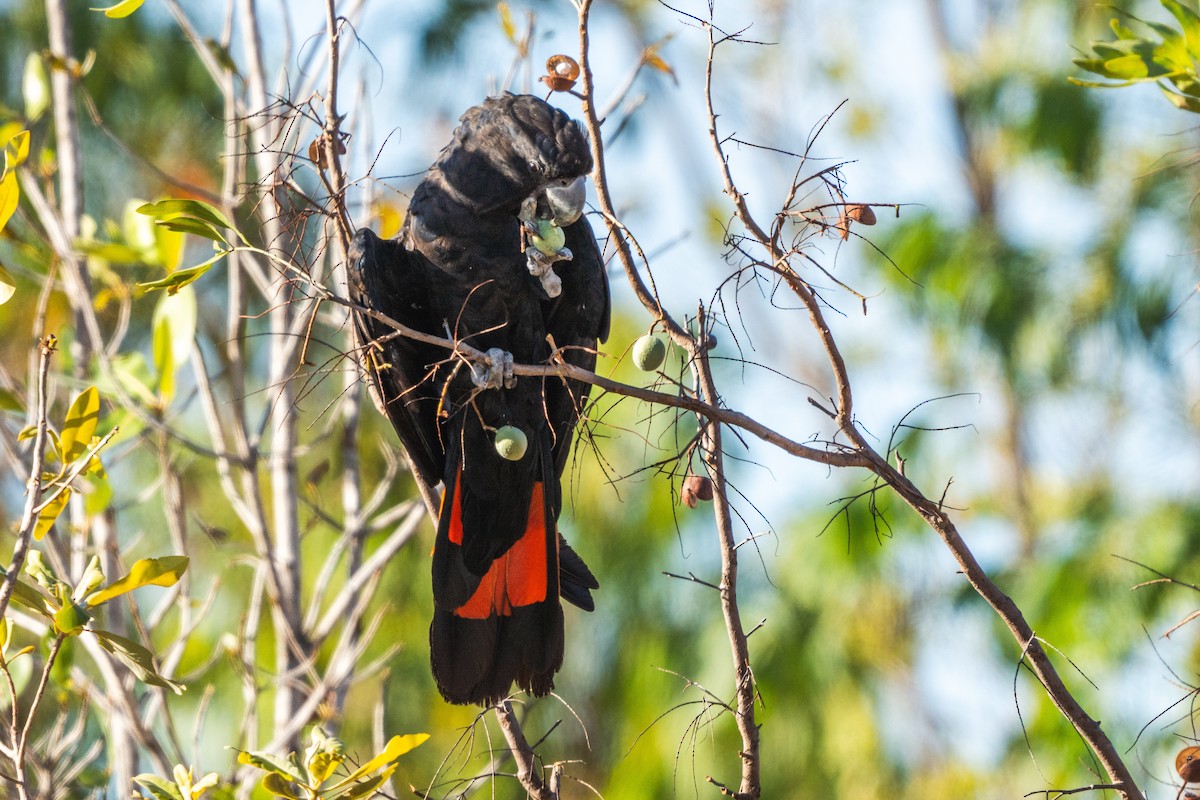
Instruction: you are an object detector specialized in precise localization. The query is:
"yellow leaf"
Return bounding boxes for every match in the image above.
[331,733,428,788]
[0,265,15,305]
[86,555,189,607]
[60,386,100,463]
[498,2,516,43]
[33,488,70,541]
[0,123,22,158]
[91,0,146,18]
[643,50,674,77]
[4,130,30,172]
[0,172,18,233]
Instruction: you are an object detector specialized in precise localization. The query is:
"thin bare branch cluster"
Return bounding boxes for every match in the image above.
[0,1,1160,799]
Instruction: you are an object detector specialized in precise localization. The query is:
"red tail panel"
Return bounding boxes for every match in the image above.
[454,482,550,619]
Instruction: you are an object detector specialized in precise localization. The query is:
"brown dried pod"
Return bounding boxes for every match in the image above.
[836,203,876,241]
[308,134,347,169]
[846,203,877,225]
[1178,747,1200,783]
[681,473,714,508]
[540,54,580,92]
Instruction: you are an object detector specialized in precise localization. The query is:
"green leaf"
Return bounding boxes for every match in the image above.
[24,551,64,595]
[330,734,428,788]
[203,38,240,76]
[132,775,186,800]
[0,172,18,234]
[22,54,49,121]
[74,239,148,264]
[109,351,158,407]
[4,576,54,618]
[53,600,92,636]
[4,130,30,172]
[0,387,22,413]
[137,199,237,238]
[260,772,302,799]
[33,488,70,541]
[1160,82,1200,111]
[138,252,227,295]
[86,556,189,607]
[1103,51,1168,80]
[236,751,306,783]
[152,285,196,402]
[1161,0,1200,58]
[72,555,105,604]
[189,771,221,798]
[91,629,185,693]
[91,0,147,18]
[152,216,228,243]
[0,264,15,305]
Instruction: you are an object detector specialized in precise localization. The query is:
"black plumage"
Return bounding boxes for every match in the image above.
[349,94,609,705]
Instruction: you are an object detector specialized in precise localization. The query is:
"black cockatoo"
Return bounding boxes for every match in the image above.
[348,94,610,706]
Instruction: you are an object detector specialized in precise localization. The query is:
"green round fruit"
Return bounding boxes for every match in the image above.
[632,334,667,371]
[531,220,566,255]
[494,425,528,461]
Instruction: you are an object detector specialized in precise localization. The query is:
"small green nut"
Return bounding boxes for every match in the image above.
[632,334,667,372]
[494,425,528,461]
[530,219,566,256]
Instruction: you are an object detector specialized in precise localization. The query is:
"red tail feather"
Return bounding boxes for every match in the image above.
[453,483,552,618]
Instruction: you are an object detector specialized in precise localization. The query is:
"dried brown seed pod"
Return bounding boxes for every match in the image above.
[836,203,876,240]
[1179,747,1200,783]
[846,203,877,225]
[681,473,713,508]
[308,134,346,169]
[540,54,580,92]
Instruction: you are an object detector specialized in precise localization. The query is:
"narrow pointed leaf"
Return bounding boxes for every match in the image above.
[236,751,306,783]
[74,239,147,264]
[91,0,146,18]
[332,734,428,788]
[138,252,226,295]
[137,199,236,235]
[86,556,188,607]
[327,767,397,800]
[33,488,70,540]
[91,629,185,693]
[132,775,185,800]
[0,172,18,233]
[154,216,227,243]
[498,2,516,42]
[60,386,100,463]
[4,130,30,172]
[260,772,302,799]
[5,576,54,618]
[190,772,220,796]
